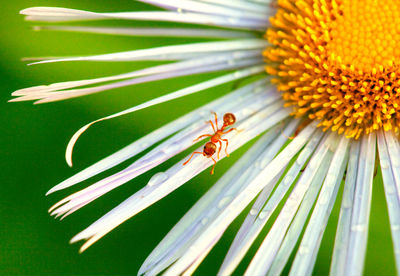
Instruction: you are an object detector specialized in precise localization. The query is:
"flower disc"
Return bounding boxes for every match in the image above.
[265,0,400,138]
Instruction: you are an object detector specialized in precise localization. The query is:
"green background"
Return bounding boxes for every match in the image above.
[0,1,396,275]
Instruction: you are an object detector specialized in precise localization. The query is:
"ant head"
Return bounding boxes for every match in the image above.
[223,113,236,126]
[203,142,217,156]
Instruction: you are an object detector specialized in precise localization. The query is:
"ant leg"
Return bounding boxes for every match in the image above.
[210,156,217,175]
[222,128,234,135]
[222,127,242,135]
[183,151,204,165]
[208,120,216,132]
[193,134,212,142]
[212,112,219,130]
[217,140,223,159]
[221,138,230,157]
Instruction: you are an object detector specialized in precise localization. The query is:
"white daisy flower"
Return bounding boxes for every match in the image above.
[13,0,400,275]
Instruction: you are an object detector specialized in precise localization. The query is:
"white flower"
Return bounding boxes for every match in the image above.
[13,1,400,275]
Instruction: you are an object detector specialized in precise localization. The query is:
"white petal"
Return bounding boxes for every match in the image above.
[198,0,272,14]
[219,129,325,276]
[34,25,256,38]
[22,8,267,29]
[248,0,274,3]
[383,131,400,201]
[377,131,400,274]
[26,39,267,65]
[330,140,361,276]
[288,135,349,276]
[50,88,280,218]
[144,130,290,275]
[344,133,376,276]
[164,121,318,275]
[245,131,340,276]
[268,154,335,276]
[181,231,224,276]
[63,65,265,167]
[37,60,263,103]
[140,123,287,275]
[138,0,267,20]
[46,78,270,194]
[14,59,263,104]
[13,50,261,97]
[70,104,291,252]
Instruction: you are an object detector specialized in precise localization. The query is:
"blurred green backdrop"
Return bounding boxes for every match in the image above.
[0,1,396,275]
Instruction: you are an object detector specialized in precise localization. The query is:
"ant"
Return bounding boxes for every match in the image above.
[183,112,238,175]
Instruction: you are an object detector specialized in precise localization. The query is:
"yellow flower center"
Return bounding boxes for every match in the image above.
[265,0,400,138]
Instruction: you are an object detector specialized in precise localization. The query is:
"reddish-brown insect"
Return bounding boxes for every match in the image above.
[183,112,238,174]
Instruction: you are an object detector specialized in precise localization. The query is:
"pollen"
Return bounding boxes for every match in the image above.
[265,0,400,138]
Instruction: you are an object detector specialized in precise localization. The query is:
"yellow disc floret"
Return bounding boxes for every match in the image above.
[265,0,400,138]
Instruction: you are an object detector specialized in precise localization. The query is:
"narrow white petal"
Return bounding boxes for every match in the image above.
[22,8,267,29]
[198,0,271,14]
[143,131,290,275]
[345,133,376,276]
[27,39,267,65]
[219,129,325,276]
[70,105,292,252]
[13,59,263,104]
[289,136,349,276]
[34,25,256,38]
[377,131,400,274]
[181,232,223,276]
[248,0,274,3]
[140,123,286,275]
[35,59,263,103]
[46,79,270,194]
[267,162,329,276]
[21,52,212,64]
[383,131,400,201]
[161,124,298,276]
[64,65,265,167]
[163,121,318,275]
[138,0,267,20]
[245,131,340,276]
[268,148,337,276]
[330,140,361,276]
[50,89,280,218]
[13,50,261,97]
